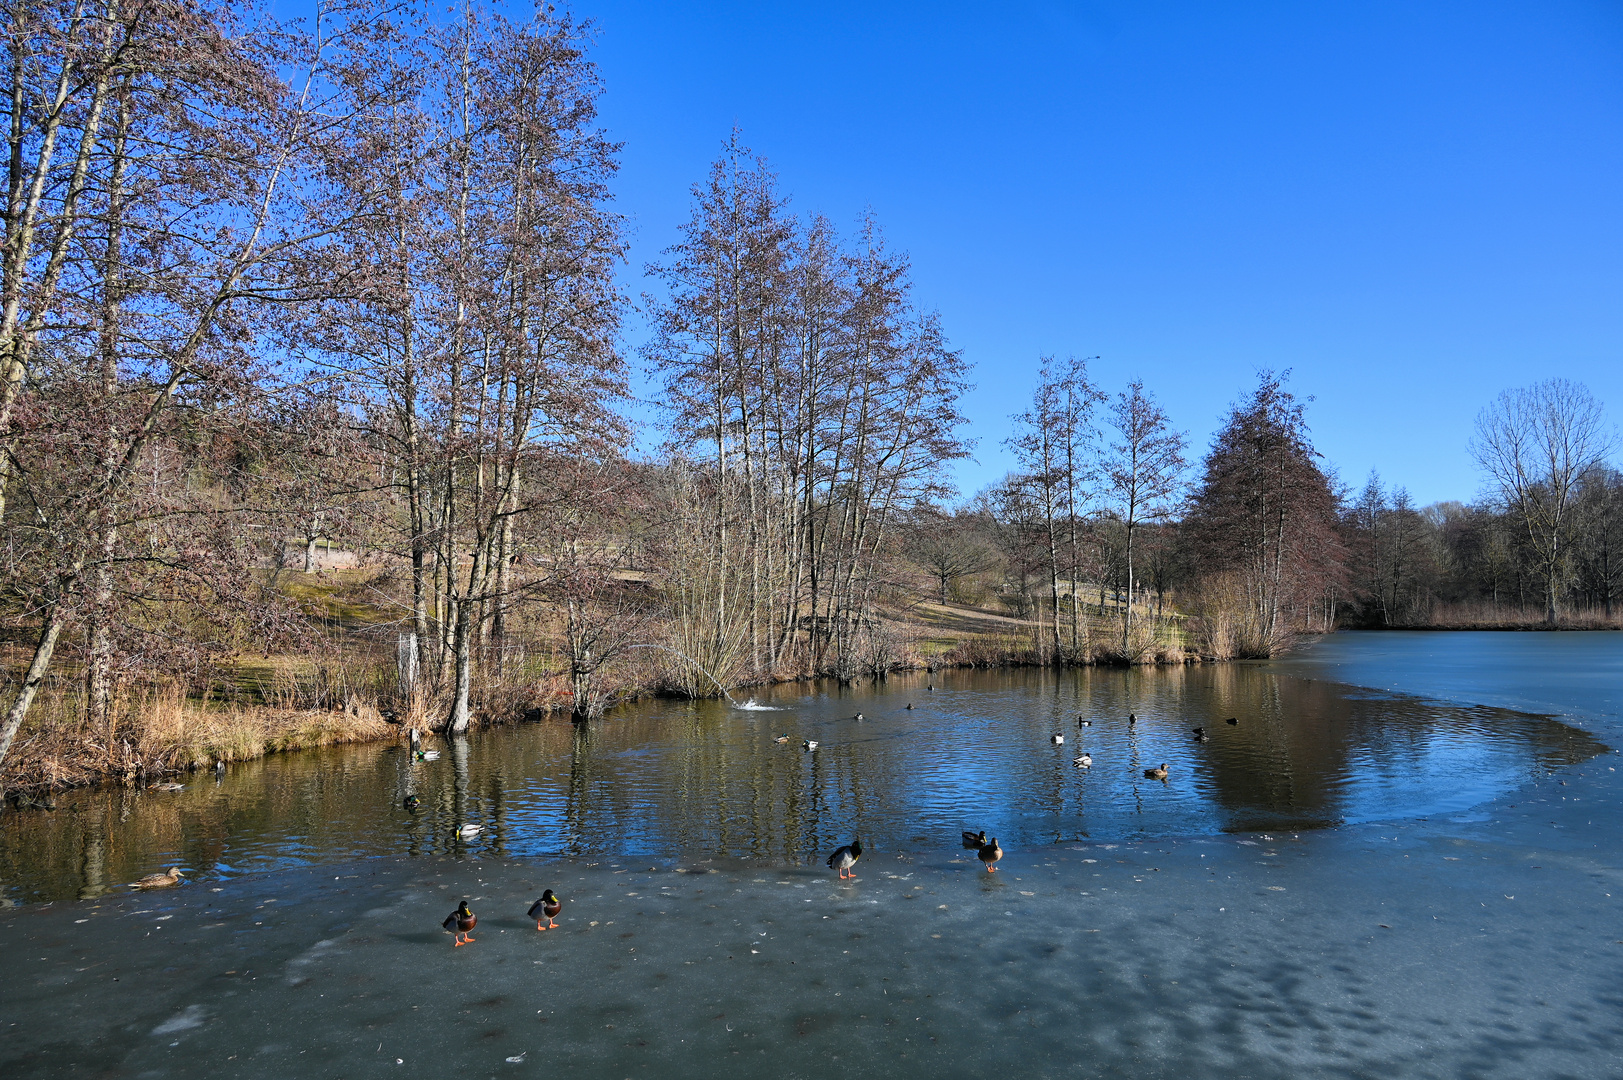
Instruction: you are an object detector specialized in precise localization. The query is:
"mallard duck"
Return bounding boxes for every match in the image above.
[1226,717,1239,725]
[803,740,818,751]
[149,782,185,792]
[1144,763,1169,780]
[961,830,987,849]
[131,867,184,889]
[415,750,440,761]
[1074,753,1092,767]
[402,794,420,811]
[457,823,482,838]
[1051,733,1064,744]
[443,900,476,945]
[528,889,562,931]
[774,735,790,744]
[827,837,863,879]
[978,837,1003,872]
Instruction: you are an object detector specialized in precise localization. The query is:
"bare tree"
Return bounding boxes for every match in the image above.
[1471,379,1613,624]
[0,0,392,770]
[1101,379,1186,652]
[1005,356,1102,662]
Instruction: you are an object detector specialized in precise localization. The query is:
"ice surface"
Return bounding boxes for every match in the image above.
[3,633,1622,1078]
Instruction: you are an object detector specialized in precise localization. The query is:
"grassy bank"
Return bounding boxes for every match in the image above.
[0,571,1204,800]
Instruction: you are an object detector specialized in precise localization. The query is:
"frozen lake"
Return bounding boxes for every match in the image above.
[3,632,1622,1078]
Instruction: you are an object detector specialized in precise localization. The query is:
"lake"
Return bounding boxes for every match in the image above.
[0,646,1605,904]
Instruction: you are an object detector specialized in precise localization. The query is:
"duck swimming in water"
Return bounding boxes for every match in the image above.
[402,794,420,811]
[415,750,440,761]
[1144,763,1169,780]
[827,837,863,879]
[774,735,790,744]
[1051,733,1064,744]
[1226,717,1239,725]
[803,740,818,751]
[978,837,1004,873]
[528,890,562,930]
[457,823,482,838]
[131,867,184,889]
[443,900,476,945]
[1074,753,1092,767]
[962,830,987,849]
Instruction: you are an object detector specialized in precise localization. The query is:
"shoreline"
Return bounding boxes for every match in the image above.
[8,624,1615,803]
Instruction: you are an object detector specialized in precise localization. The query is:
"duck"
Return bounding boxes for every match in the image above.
[1191,726,1206,736]
[402,794,420,811]
[1144,763,1169,780]
[443,900,477,945]
[528,889,562,931]
[827,837,863,880]
[1226,717,1239,725]
[214,760,226,776]
[1128,713,1137,726]
[148,782,185,792]
[852,713,865,721]
[803,740,818,751]
[774,735,790,744]
[905,703,914,710]
[1074,753,1092,767]
[131,867,184,889]
[1050,733,1064,744]
[1195,731,1210,742]
[415,750,440,761]
[977,837,1004,873]
[961,830,987,849]
[457,823,482,838]
[1077,718,1091,727]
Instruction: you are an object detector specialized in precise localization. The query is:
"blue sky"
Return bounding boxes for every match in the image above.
[585,0,1623,507]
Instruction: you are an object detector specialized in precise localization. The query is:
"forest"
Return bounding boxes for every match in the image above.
[2,0,1618,792]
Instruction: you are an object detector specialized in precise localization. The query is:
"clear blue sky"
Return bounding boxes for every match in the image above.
[587,0,1622,507]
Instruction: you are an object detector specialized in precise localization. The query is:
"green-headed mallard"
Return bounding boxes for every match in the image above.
[402,794,420,811]
[443,900,476,945]
[528,889,562,930]
[827,837,862,879]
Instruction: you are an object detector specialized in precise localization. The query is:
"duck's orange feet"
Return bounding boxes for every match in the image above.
[464,935,475,942]
[548,920,558,929]
[453,938,465,946]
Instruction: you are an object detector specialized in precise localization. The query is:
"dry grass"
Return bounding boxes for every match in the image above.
[1,678,397,797]
[1394,601,1623,631]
